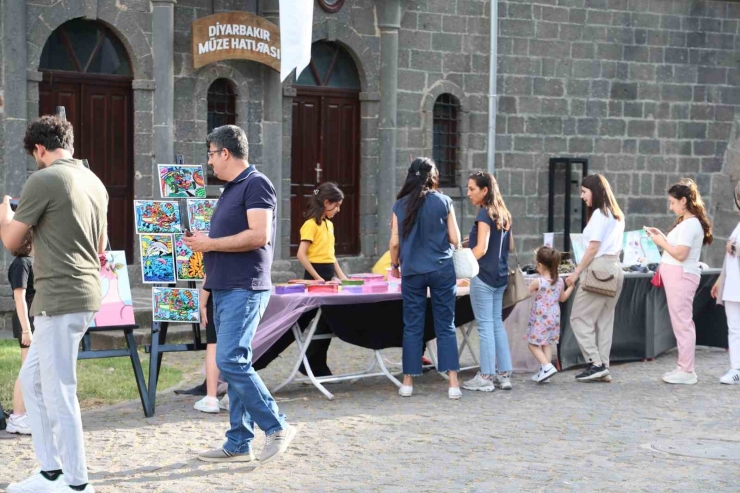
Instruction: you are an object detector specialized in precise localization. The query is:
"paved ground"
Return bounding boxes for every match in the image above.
[1,340,738,492]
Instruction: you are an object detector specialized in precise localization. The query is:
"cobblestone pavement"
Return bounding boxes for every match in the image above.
[1,341,738,492]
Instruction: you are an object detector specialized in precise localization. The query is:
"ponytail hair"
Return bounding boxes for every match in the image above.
[535,246,561,280]
[304,182,344,225]
[396,157,438,239]
[667,178,713,246]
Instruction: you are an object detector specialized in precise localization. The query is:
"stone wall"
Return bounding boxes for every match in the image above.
[496,0,740,265]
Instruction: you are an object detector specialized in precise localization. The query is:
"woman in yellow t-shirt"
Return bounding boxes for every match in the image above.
[297,182,348,282]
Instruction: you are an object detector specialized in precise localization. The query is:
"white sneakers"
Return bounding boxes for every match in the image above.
[533,364,558,383]
[448,386,462,400]
[6,471,83,493]
[6,414,31,435]
[194,395,230,413]
[662,369,698,385]
[461,372,495,392]
[719,369,740,385]
[495,373,513,390]
[398,385,413,397]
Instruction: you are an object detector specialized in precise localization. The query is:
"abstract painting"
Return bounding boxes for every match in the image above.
[139,234,176,284]
[89,251,135,328]
[622,230,661,267]
[158,164,206,198]
[186,199,218,232]
[134,200,182,234]
[174,234,205,281]
[152,287,200,323]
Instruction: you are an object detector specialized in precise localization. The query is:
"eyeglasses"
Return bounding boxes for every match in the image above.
[206,148,224,158]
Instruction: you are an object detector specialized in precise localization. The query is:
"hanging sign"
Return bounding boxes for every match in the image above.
[192,12,281,71]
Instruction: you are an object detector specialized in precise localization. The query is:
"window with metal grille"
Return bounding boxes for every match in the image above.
[207,79,236,183]
[432,94,461,187]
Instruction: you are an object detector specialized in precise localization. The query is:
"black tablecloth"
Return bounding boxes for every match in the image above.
[321,295,475,350]
[559,271,727,369]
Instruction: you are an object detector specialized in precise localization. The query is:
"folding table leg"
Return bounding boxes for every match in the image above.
[425,341,450,380]
[125,329,152,417]
[375,351,402,388]
[271,309,323,394]
[458,324,480,366]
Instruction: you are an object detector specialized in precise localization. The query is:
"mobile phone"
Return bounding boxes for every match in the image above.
[185,230,193,237]
[9,199,19,211]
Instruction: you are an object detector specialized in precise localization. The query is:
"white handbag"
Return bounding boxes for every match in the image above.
[452,247,479,280]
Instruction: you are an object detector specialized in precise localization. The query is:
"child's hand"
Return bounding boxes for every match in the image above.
[21,331,32,347]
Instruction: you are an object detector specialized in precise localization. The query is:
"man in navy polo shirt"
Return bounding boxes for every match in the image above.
[183,125,296,464]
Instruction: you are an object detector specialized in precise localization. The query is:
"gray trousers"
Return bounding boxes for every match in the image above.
[20,311,95,486]
[569,255,624,367]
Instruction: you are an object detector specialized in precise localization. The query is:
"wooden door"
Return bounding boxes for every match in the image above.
[290,88,360,256]
[39,74,134,261]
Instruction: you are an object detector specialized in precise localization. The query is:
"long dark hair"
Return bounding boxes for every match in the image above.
[468,171,511,231]
[304,182,344,225]
[397,157,438,239]
[582,174,624,222]
[668,178,713,246]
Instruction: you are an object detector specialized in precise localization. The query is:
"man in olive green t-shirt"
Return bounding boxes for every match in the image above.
[1,115,107,493]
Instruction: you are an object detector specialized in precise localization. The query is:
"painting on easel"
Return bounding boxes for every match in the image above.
[89,251,135,328]
[174,234,204,281]
[152,287,200,323]
[139,234,176,284]
[134,200,182,234]
[158,165,206,198]
[186,199,218,232]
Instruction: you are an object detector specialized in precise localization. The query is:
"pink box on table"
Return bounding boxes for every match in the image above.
[342,285,364,294]
[275,284,306,295]
[362,282,389,293]
[307,283,339,294]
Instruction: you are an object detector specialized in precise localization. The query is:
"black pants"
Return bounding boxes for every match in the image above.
[253,263,334,376]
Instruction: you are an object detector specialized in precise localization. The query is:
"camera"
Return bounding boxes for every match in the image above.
[9,199,19,211]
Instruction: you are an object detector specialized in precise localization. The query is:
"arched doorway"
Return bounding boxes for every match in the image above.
[38,19,135,261]
[291,41,361,256]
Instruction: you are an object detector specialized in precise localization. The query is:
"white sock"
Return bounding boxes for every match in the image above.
[542,363,553,371]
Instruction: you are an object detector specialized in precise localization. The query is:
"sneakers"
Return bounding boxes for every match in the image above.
[398,385,413,397]
[6,414,31,435]
[720,369,740,385]
[198,447,256,463]
[260,425,297,464]
[662,370,698,385]
[448,386,462,400]
[461,372,495,392]
[575,364,610,381]
[64,485,95,492]
[193,396,220,413]
[8,471,67,493]
[599,373,612,383]
[663,366,681,378]
[219,394,230,411]
[535,364,558,383]
[495,373,513,390]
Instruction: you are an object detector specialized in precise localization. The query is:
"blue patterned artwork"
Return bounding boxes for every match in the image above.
[134,200,182,234]
[139,234,175,284]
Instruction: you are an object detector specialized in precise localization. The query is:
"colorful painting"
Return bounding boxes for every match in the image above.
[174,234,205,281]
[152,287,200,323]
[186,199,218,232]
[89,251,135,328]
[158,165,206,198]
[622,230,662,267]
[139,234,176,283]
[134,200,182,234]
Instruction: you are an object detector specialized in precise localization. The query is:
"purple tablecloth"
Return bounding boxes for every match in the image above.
[252,287,470,362]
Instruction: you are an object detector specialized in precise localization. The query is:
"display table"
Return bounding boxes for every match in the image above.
[256,287,476,399]
[504,270,727,371]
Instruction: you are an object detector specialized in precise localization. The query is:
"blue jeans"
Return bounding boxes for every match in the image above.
[470,276,512,375]
[402,263,460,376]
[213,289,286,454]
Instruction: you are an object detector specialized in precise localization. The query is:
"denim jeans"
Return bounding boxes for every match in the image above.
[213,289,286,454]
[470,276,512,375]
[402,262,460,375]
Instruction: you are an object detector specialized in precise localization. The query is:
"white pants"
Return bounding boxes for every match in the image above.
[20,311,94,486]
[724,301,740,370]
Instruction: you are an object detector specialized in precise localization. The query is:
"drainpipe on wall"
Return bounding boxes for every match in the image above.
[487,0,499,174]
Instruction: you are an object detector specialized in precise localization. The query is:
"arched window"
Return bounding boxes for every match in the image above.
[39,18,131,76]
[206,79,236,183]
[294,41,360,90]
[433,94,461,187]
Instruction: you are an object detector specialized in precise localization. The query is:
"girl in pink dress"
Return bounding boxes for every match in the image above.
[526,247,575,383]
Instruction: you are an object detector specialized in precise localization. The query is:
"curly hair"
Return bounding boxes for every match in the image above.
[668,178,713,246]
[23,115,74,155]
[11,229,33,257]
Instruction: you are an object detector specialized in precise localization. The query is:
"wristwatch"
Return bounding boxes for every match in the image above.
[391,262,400,269]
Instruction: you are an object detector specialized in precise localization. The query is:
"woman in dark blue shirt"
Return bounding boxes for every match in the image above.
[462,171,514,393]
[389,158,463,400]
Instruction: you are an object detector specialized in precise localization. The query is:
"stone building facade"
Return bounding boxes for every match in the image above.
[0,0,738,322]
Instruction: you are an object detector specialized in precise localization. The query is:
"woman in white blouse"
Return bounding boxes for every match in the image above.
[711,183,740,385]
[646,179,713,385]
[566,174,625,383]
